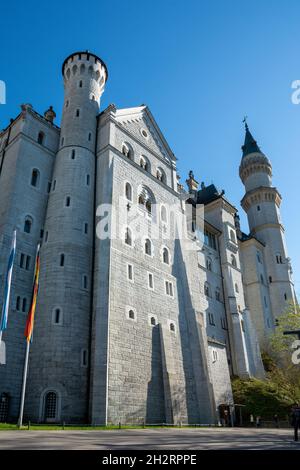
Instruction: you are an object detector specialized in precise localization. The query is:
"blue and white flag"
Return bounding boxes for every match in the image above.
[0,230,17,332]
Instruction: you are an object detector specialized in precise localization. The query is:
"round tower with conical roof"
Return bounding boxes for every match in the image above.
[26,51,108,423]
[239,122,296,322]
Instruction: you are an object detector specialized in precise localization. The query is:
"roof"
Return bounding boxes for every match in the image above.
[241,123,261,158]
[196,184,225,205]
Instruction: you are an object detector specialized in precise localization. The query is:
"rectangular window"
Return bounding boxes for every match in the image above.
[148,272,154,290]
[25,255,31,271]
[47,182,51,193]
[208,312,215,326]
[165,280,174,297]
[20,253,25,268]
[84,223,88,234]
[127,263,133,282]
[204,229,217,250]
[22,298,27,313]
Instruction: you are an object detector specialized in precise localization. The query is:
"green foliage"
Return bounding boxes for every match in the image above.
[269,302,300,353]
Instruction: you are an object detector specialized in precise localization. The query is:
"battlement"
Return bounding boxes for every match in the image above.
[62,51,108,83]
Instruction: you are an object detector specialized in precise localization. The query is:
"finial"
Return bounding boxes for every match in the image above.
[242,116,248,131]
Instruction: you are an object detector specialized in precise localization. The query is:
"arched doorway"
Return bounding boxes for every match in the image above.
[44,391,58,423]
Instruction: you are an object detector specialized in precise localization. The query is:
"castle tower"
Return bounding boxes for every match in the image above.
[26,52,107,423]
[239,122,296,322]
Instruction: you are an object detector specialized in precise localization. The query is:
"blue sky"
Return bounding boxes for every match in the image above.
[0,0,299,295]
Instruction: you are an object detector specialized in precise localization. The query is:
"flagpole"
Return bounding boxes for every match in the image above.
[17,339,30,428]
[17,243,40,428]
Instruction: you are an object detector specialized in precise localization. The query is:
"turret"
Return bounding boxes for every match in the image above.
[239,120,296,321]
[26,51,108,423]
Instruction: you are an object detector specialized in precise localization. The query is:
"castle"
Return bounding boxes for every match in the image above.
[0,51,297,425]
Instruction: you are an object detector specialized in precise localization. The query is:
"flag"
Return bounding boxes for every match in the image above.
[24,245,40,343]
[0,230,17,332]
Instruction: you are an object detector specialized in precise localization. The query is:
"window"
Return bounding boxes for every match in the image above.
[16,296,21,311]
[165,281,174,297]
[125,227,132,246]
[150,316,156,326]
[204,229,217,250]
[79,80,83,88]
[127,263,133,282]
[260,274,264,284]
[206,257,212,271]
[162,247,170,265]
[204,282,211,298]
[20,253,25,269]
[44,391,57,421]
[140,156,150,172]
[128,309,135,320]
[161,205,167,223]
[257,252,262,264]
[24,216,33,234]
[86,174,90,186]
[61,137,64,146]
[276,254,283,264]
[215,288,221,302]
[230,230,236,243]
[231,254,237,268]
[53,308,62,325]
[60,254,65,267]
[31,169,40,187]
[235,283,239,293]
[37,132,44,145]
[208,312,215,326]
[71,149,75,160]
[284,293,287,301]
[269,276,272,283]
[122,143,133,159]
[76,109,80,117]
[22,298,27,313]
[145,239,152,256]
[52,180,56,191]
[65,197,71,207]
[221,316,227,330]
[257,205,261,211]
[25,255,31,271]
[84,223,88,234]
[83,275,88,290]
[81,349,88,367]
[156,168,166,184]
[212,349,218,363]
[148,272,154,290]
[170,322,175,333]
[47,182,51,193]
[138,187,155,216]
[88,132,92,142]
[125,182,132,201]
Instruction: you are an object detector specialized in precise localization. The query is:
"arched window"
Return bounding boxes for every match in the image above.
[151,316,156,326]
[235,283,239,293]
[79,80,83,88]
[206,257,212,271]
[156,167,166,184]
[24,216,33,234]
[31,169,40,187]
[125,227,132,246]
[125,182,132,201]
[128,309,135,320]
[122,143,133,160]
[161,205,167,223]
[37,132,44,145]
[231,254,237,268]
[162,247,169,264]
[145,200,152,214]
[44,391,57,422]
[140,156,150,172]
[53,308,62,325]
[170,322,175,332]
[145,239,152,256]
